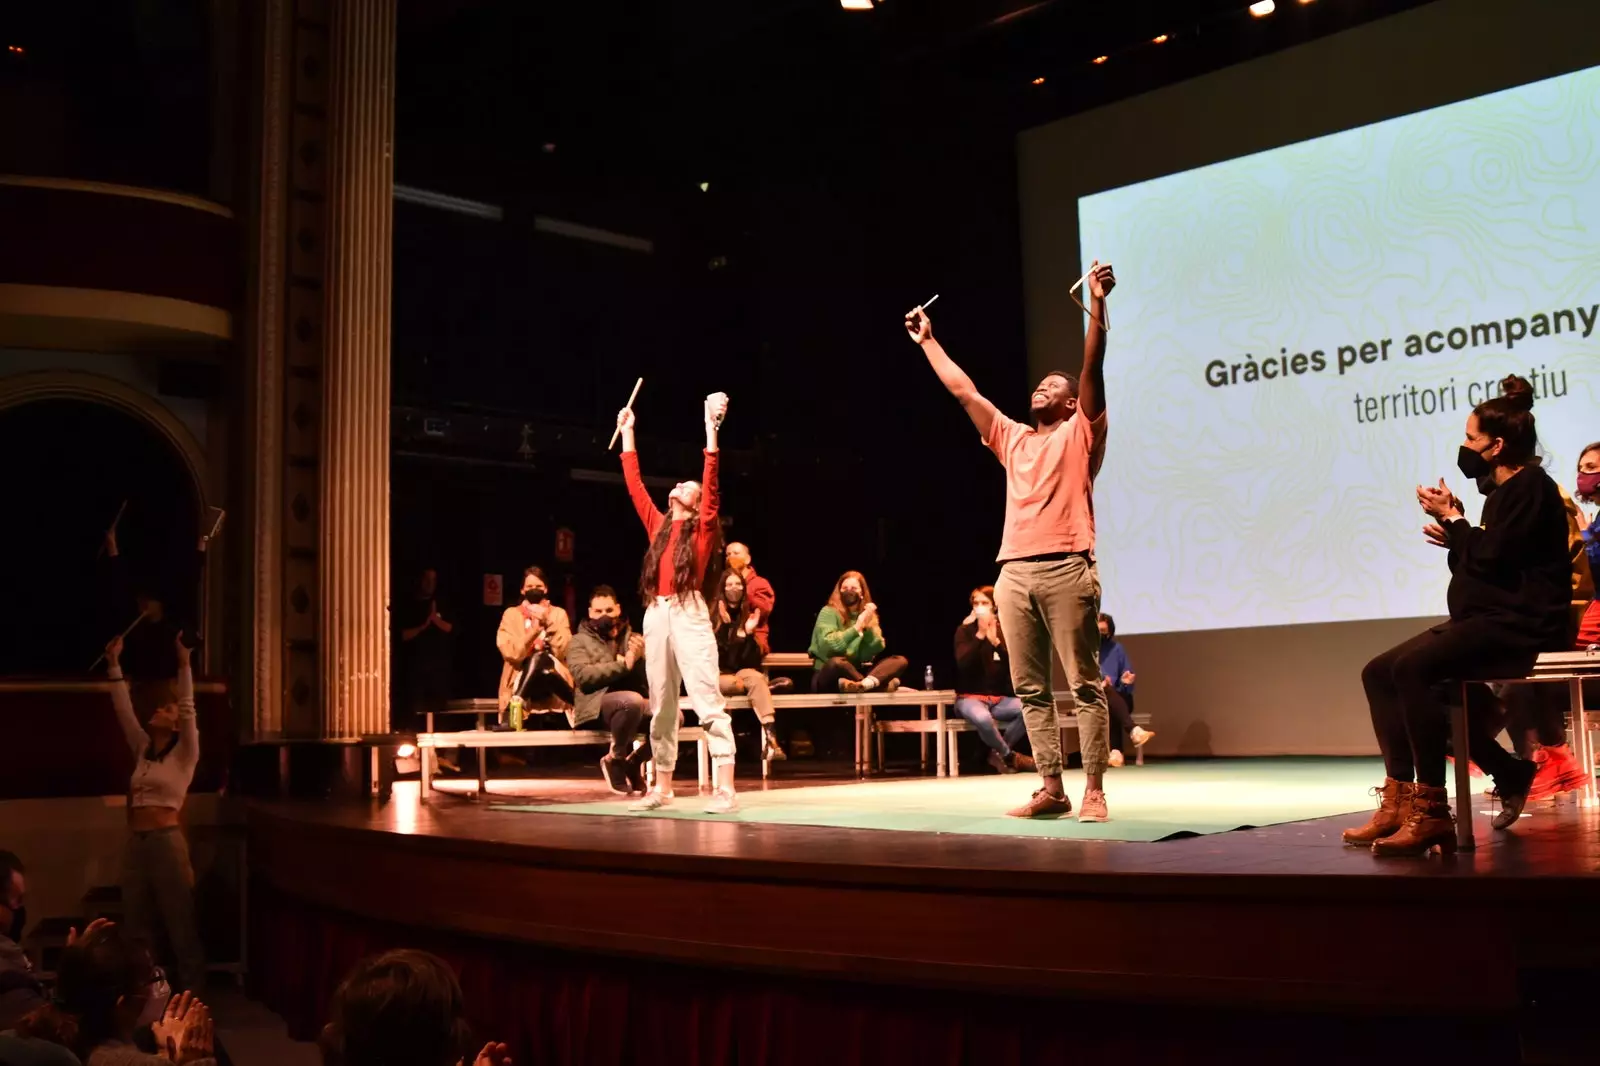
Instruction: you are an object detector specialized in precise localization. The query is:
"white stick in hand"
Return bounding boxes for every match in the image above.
[908,293,939,316]
[89,609,149,672]
[607,377,644,450]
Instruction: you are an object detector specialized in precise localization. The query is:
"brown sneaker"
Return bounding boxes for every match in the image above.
[1078,787,1109,823]
[884,678,901,693]
[1371,784,1456,856]
[1006,751,1036,773]
[1006,788,1073,819]
[838,678,865,693]
[1341,778,1414,845]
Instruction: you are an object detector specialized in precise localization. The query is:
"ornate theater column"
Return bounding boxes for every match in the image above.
[317,0,395,738]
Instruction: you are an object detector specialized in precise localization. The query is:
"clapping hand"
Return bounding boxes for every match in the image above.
[1423,522,1448,549]
[1416,478,1462,521]
[174,630,193,667]
[624,632,645,669]
[468,1041,512,1066]
[1120,670,1136,687]
[743,608,761,636]
[155,991,213,1065]
[65,917,113,946]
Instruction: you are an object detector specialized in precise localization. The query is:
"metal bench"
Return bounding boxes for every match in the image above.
[921,703,1156,776]
[1451,648,1600,851]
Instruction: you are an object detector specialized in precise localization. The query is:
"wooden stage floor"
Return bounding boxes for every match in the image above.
[248,761,1600,1022]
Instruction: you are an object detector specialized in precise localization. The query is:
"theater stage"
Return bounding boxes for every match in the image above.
[245,758,1600,1063]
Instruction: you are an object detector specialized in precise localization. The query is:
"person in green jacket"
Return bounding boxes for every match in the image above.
[808,570,909,693]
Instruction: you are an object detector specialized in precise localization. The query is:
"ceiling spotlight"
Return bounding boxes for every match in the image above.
[1092,55,1108,65]
[1031,76,1046,85]
[1249,1,1276,15]
[1152,34,1169,44]
[699,181,710,192]
[839,0,874,9]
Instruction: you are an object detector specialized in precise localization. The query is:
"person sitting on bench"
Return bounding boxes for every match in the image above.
[567,585,653,795]
[809,570,908,693]
[1099,613,1153,767]
[715,568,784,761]
[953,585,1034,774]
[496,566,573,726]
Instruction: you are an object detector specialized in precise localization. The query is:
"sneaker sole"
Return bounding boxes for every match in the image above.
[1078,812,1110,823]
[599,756,629,796]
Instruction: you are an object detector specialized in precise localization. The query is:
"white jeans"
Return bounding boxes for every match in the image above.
[644,593,735,776]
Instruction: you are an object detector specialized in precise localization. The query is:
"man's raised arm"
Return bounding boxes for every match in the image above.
[1076,260,1116,422]
[905,307,999,440]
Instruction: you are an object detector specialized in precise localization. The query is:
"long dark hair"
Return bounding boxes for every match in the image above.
[1472,374,1538,466]
[15,925,157,1059]
[639,505,724,604]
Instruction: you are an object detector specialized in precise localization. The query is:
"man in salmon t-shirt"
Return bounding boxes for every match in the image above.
[905,261,1117,821]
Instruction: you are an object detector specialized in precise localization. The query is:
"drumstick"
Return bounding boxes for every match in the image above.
[89,609,149,673]
[607,377,644,450]
[908,293,939,316]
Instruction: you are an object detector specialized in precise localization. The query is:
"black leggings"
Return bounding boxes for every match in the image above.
[1362,621,1537,787]
[812,655,909,693]
[588,690,650,759]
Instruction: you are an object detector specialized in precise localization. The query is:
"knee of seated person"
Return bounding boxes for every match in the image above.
[1361,654,1394,688]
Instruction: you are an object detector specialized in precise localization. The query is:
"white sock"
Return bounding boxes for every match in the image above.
[861,676,880,691]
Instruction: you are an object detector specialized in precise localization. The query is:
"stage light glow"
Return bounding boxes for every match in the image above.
[839,0,874,10]
[1092,55,1108,65]
[397,743,417,758]
[1152,34,1169,44]
[1031,76,1046,85]
[541,143,556,154]
[6,45,23,55]
[1249,1,1276,15]
[699,181,710,192]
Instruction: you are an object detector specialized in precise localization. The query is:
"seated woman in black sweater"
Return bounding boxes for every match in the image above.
[953,586,1035,774]
[1345,375,1571,856]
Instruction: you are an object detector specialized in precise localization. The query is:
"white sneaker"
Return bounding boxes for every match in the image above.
[1130,726,1154,747]
[703,788,740,814]
[1108,749,1126,768]
[629,790,673,812]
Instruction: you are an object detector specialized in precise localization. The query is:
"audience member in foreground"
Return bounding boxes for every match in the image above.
[12,924,214,1065]
[952,586,1033,774]
[1347,376,1570,855]
[715,569,784,761]
[1098,614,1153,767]
[809,571,908,694]
[319,949,509,1066]
[0,851,44,1032]
[566,586,653,794]
[617,395,739,813]
[106,633,206,992]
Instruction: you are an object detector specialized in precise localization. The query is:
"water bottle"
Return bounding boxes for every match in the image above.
[508,695,525,731]
[924,665,935,691]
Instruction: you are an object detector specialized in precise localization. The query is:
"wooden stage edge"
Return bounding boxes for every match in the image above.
[247,777,1600,1017]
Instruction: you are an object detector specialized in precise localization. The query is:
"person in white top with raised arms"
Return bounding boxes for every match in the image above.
[104,631,206,993]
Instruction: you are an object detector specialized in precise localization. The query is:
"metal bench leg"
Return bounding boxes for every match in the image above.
[420,743,432,795]
[1452,683,1474,852]
[1572,678,1596,807]
[920,704,929,772]
[944,703,958,778]
[876,726,885,775]
[477,745,488,800]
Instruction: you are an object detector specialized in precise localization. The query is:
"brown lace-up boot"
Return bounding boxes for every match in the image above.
[1371,784,1457,857]
[1341,778,1414,845]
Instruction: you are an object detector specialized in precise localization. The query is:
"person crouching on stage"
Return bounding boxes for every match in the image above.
[715,568,784,761]
[567,585,654,795]
[1346,375,1570,855]
[954,585,1034,775]
[496,566,573,726]
[809,571,908,693]
[616,393,739,813]
[104,632,207,993]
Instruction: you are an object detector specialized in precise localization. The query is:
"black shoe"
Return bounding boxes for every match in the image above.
[600,753,631,795]
[1490,757,1537,830]
[623,752,649,794]
[986,750,1016,774]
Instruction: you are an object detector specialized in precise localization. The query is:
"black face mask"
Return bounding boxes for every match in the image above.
[6,905,24,943]
[1457,444,1494,481]
[590,616,617,639]
[840,591,861,609]
[522,588,546,605]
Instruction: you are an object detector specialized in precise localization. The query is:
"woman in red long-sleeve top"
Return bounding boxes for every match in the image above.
[616,392,740,813]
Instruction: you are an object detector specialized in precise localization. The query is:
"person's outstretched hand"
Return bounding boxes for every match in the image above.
[467,1041,512,1066]
[1087,259,1116,300]
[65,917,113,946]
[905,307,932,344]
